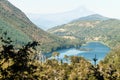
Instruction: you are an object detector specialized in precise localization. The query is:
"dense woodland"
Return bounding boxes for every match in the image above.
[0,33,120,80]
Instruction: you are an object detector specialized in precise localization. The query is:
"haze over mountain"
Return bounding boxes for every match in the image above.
[0,0,75,53]
[1,1,120,79]
[48,14,120,47]
[71,14,109,22]
[27,7,95,30]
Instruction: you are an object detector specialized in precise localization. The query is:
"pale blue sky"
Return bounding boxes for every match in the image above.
[8,0,120,19]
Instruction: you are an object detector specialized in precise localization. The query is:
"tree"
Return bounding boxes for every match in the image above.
[104,64,117,80]
[70,56,81,64]
[0,32,40,79]
[93,54,98,67]
[64,55,69,63]
[88,65,104,80]
[52,52,60,60]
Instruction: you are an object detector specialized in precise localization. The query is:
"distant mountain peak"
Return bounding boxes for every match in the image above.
[27,7,95,30]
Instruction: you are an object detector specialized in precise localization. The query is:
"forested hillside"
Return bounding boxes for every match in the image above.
[48,14,120,48]
[0,0,81,53]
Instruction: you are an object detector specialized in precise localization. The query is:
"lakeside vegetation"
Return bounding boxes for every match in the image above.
[0,35,120,80]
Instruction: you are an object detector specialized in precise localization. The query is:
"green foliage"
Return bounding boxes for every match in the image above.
[0,33,40,79]
[0,33,120,79]
[99,46,120,80]
[0,21,32,46]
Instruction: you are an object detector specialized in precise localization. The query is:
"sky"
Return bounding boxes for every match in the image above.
[8,0,120,19]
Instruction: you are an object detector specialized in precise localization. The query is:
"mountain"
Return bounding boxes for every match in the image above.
[48,14,120,47]
[0,0,75,53]
[71,14,109,22]
[27,7,95,30]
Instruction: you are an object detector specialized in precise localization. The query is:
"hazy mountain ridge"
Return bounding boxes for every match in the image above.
[71,14,109,22]
[0,0,76,53]
[48,14,120,47]
[27,7,95,30]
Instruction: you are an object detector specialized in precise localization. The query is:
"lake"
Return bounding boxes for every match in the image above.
[47,42,110,64]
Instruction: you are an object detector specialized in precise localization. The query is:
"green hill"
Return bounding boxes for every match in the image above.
[0,0,77,53]
[48,14,120,48]
[71,14,109,22]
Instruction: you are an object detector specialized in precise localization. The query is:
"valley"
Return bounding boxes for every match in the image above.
[0,0,81,54]
[0,0,120,79]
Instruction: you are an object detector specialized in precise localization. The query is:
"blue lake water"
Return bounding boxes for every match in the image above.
[48,42,110,63]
